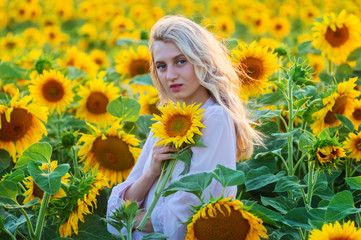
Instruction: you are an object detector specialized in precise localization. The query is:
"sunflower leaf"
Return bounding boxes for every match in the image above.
[335,114,354,132]
[0,197,39,209]
[347,47,361,61]
[0,181,18,202]
[129,74,153,86]
[245,166,286,191]
[0,149,11,172]
[274,176,306,192]
[15,142,52,169]
[3,169,25,183]
[171,147,192,175]
[142,233,169,240]
[284,208,322,230]
[162,172,213,200]
[345,177,361,190]
[212,164,245,188]
[107,96,141,122]
[193,134,206,147]
[325,190,361,222]
[28,162,70,195]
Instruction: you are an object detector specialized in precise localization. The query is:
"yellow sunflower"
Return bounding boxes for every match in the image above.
[29,69,74,114]
[151,102,206,148]
[186,197,268,240]
[311,77,360,134]
[0,91,48,159]
[115,45,151,79]
[232,42,279,99]
[299,5,320,24]
[249,13,270,35]
[139,86,161,116]
[90,49,109,69]
[308,53,325,82]
[23,161,71,204]
[316,145,346,166]
[312,10,361,64]
[343,132,361,162]
[269,17,291,40]
[215,16,235,37]
[349,99,361,129]
[59,171,108,237]
[310,220,361,240]
[78,121,141,186]
[75,77,119,127]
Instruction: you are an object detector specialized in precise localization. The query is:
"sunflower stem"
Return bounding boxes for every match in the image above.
[351,164,361,177]
[137,159,178,231]
[33,192,51,240]
[287,74,295,177]
[71,146,80,178]
[3,227,16,240]
[357,213,361,227]
[345,158,352,178]
[328,59,333,75]
[298,227,305,240]
[19,207,35,239]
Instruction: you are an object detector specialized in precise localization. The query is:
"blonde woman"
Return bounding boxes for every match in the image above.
[107,15,262,239]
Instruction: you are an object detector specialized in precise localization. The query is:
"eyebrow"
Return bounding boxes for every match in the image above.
[155,54,185,64]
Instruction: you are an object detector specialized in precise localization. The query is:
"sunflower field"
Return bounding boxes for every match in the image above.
[1,0,361,239]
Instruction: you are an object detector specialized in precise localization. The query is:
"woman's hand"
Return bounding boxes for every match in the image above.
[133,210,154,233]
[147,144,177,178]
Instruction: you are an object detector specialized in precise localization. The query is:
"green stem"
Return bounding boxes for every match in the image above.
[71,146,80,178]
[33,192,51,240]
[3,227,16,240]
[328,59,333,75]
[357,213,361,227]
[345,158,352,178]
[287,75,294,177]
[298,227,305,240]
[137,159,178,231]
[126,225,132,240]
[351,164,361,177]
[293,153,308,175]
[19,208,35,239]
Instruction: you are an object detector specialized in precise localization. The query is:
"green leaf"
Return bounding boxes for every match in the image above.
[193,134,206,147]
[107,96,141,122]
[0,62,26,79]
[4,169,25,183]
[162,172,213,199]
[72,214,114,240]
[294,97,311,109]
[298,132,314,152]
[142,233,169,240]
[273,82,286,91]
[271,128,300,138]
[0,181,18,202]
[67,66,87,80]
[212,164,245,188]
[243,200,283,227]
[274,176,306,192]
[136,115,154,135]
[2,214,31,235]
[28,162,70,195]
[245,166,286,191]
[0,149,11,172]
[222,39,238,51]
[347,47,361,61]
[345,177,361,190]
[284,208,321,230]
[261,196,297,215]
[335,114,354,132]
[335,63,353,82]
[325,190,361,222]
[0,197,39,209]
[129,74,153,86]
[15,142,52,169]
[171,148,192,175]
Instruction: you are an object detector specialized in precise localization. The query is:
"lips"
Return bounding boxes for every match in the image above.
[170,84,183,92]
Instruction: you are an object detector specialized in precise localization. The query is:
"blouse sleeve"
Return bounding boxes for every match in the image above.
[106,132,155,236]
[151,108,238,239]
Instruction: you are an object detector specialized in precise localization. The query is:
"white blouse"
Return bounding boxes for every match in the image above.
[106,97,238,240]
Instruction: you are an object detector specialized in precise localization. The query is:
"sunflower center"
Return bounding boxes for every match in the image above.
[353,109,361,121]
[325,25,349,47]
[6,41,16,49]
[129,59,150,77]
[86,92,109,115]
[193,205,250,240]
[94,58,103,65]
[42,79,65,102]
[356,139,361,150]
[255,19,261,26]
[33,183,44,198]
[0,108,33,142]
[241,57,264,83]
[165,114,191,137]
[91,136,135,171]
[324,95,348,125]
[275,24,282,30]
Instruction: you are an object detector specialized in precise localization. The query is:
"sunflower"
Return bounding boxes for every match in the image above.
[308,54,325,82]
[316,145,346,167]
[138,86,161,116]
[343,132,361,162]
[299,5,320,24]
[115,45,151,79]
[151,102,206,148]
[59,171,108,237]
[312,10,361,64]
[29,70,74,114]
[310,220,361,240]
[90,49,109,68]
[23,161,71,204]
[215,16,235,36]
[311,77,360,135]
[0,91,48,159]
[43,25,69,47]
[75,77,119,127]
[248,13,270,35]
[269,17,291,40]
[78,121,141,186]
[186,197,268,240]
[232,42,279,99]
[0,10,8,29]
[349,99,361,129]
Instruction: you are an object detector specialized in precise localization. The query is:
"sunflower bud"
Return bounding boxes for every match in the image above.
[273,47,287,57]
[140,30,149,40]
[61,132,76,148]
[35,57,53,74]
[288,62,310,85]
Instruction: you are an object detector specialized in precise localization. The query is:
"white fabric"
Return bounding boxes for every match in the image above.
[106,98,238,240]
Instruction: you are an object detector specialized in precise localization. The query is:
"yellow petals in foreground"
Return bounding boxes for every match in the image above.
[310,221,361,240]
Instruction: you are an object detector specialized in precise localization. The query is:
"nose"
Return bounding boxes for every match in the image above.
[166,65,177,81]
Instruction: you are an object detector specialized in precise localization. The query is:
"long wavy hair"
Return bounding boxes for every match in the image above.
[149,15,262,160]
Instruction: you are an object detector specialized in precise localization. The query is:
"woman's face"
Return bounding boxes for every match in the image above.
[152,41,210,105]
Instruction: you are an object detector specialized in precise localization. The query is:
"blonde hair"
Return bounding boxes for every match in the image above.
[149,15,262,160]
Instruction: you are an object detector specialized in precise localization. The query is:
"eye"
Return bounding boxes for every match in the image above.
[156,64,166,70]
[177,59,186,65]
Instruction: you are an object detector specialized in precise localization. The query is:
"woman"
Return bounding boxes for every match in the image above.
[107,15,261,239]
